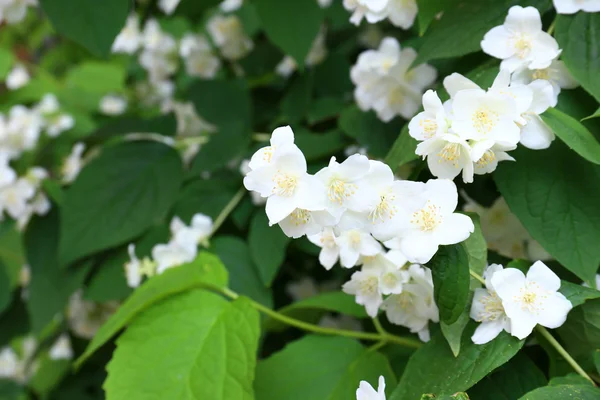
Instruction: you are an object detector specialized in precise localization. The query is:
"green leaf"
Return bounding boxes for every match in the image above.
[429,245,470,325]
[541,108,600,165]
[75,252,228,368]
[173,177,238,221]
[339,106,401,159]
[88,114,177,144]
[596,350,600,375]
[469,353,547,399]
[559,281,600,308]
[519,385,600,399]
[308,97,346,125]
[65,62,126,94]
[384,124,419,170]
[105,292,260,400]
[280,72,314,123]
[494,142,600,284]
[30,354,71,397]
[0,48,14,79]
[255,335,396,400]
[39,0,129,58]
[212,236,273,308]
[413,0,551,65]
[440,294,472,357]
[59,141,183,265]
[555,13,600,102]
[416,0,460,36]
[187,79,251,128]
[461,213,487,277]
[549,374,595,387]
[557,298,600,370]
[582,108,600,121]
[24,211,91,333]
[263,291,367,332]
[295,129,347,161]
[0,262,12,316]
[254,0,325,66]
[389,325,524,399]
[248,212,290,287]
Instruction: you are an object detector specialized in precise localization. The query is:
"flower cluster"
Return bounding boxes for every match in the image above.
[351,37,437,122]
[0,0,36,25]
[553,0,600,14]
[124,213,213,288]
[344,0,418,30]
[470,261,572,344]
[243,126,474,339]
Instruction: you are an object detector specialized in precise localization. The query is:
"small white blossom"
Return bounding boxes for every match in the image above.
[336,227,382,268]
[99,94,128,116]
[139,19,178,81]
[240,160,266,206]
[0,0,36,24]
[61,142,86,184]
[152,241,196,274]
[36,94,74,137]
[308,227,340,270]
[343,0,389,25]
[343,265,384,317]
[386,0,418,29]
[220,0,243,12]
[356,375,386,400]
[553,0,600,14]
[158,0,180,14]
[170,213,213,252]
[519,80,556,149]
[247,125,295,171]
[492,261,572,339]
[408,90,449,141]
[180,34,221,78]
[49,334,73,360]
[317,0,333,8]
[6,63,29,90]
[511,59,579,100]
[470,264,511,344]
[481,6,561,72]
[207,15,254,61]
[112,14,141,54]
[0,347,19,379]
[124,243,156,288]
[278,208,336,239]
[67,291,119,339]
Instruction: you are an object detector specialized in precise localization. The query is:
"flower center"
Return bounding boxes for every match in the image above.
[348,230,362,246]
[477,292,505,322]
[320,233,336,248]
[513,34,532,58]
[472,107,499,134]
[289,209,311,226]
[388,87,406,105]
[359,276,379,295]
[272,172,298,197]
[532,69,550,80]
[438,142,462,165]
[383,272,398,287]
[475,150,496,169]
[396,292,414,309]
[327,178,356,205]
[411,201,442,232]
[419,118,438,138]
[369,190,397,223]
[515,283,547,314]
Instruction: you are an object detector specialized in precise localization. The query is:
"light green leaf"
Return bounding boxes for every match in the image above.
[541,108,600,165]
[389,325,524,399]
[469,353,547,399]
[582,108,600,121]
[494,142,600,284]
[519,384,600,399]
[65,62,126,94]
[557,298,600,370]
[461,213,487,277]
[440,294,472,357]
[253,0,325,66]
[39,0,129,57]
[0,48,14,79]
[59,141,183,266]
[105,292,260,400]
[555,13,600,102]
[75,252,228,368]
[429,245,470,325]
[255,335,396,400]
[384,124,419,170]
[413,0,552,65]
[549,374,595,387]
[263,291,367,332]
[339,106,401,159]
[30,353,71,397]
[559,281,600,308]
[248,212,290,287]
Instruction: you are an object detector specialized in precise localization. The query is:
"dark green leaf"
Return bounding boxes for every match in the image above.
[308,97,345,124]
[430,245,470,325]
[295,129,347,161]
[0,261,11,316]
[248,212,290,286]
[495,142,600,284]
[187,79,252,127]
[60,141,183,265]
[559,281,600,308]
[541,108,600,165]
[88,114,177,144]
[582,108,600,121]
[75,252,228,367]
[281,72,314,123]
[555,13,600,102]
[416,0,461,36]
[519,384,600,399]
[254,0,325,66]
[339,106,400,159]
[190,122,251,173]
[390,325,524,399]
[557,298,600,370]
[549,374,595,387]
[40,0,129,57]
[173,176,238,221]
[255,335,396,400]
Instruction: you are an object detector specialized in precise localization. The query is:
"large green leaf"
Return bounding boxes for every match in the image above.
[469,353,547,399]
[495,142,600,284]
[384,124,419,170]
[541,108,600,165]
[253,0,325,66]
[75,252,228,367]
[557,298,600,370]
[389,325,524,399]
[88,114,177,145]
[555,13,600,102]
[413,0,551,65]
[59,141,183,266]
[429,245,470,325]
[559,281,600,308]
[254,335,396,400]
[105,292,260,400]
[39,0,129,58]
[416,0,461,35]
[24,211,91,333]
[519,385,600,399]
[65,62,126,94]
[248,212,290,287]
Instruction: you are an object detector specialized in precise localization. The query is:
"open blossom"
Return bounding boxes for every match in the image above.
[511,59,579,101]
[0,0,36,24]
[99,94,128,116]
[335,226,382,268]
[6,64,29,90]
[125,244,155,288]
[518,80,556,149]
[36,94,74,137]
[343,265,384,317]
[207,14,254,60]
[356,375,386,400]
[481,6,560,72]
[351,37,436,122]
[470,264,511,344]
[247,125,295,171]
[220,0,243,12]
[492,261,572,339]
[416,133,475,183]
[553,0,600,13]
[278,208,336,239]
[139,19,178,81]
[180,34,221,78]
[112,14,141,54]
[344,0,417,29]
[49,334,73,360]
[308,227,340,269]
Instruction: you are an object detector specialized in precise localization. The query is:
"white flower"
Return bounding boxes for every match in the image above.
[317,0,333,8]
[0,0,36,24]
[386,0,417,29]
[386,179,474,264]
[171,101,216,138]
[0,157,16,187]
[0,178,36,220]
[180,34,221,79]
[112,14,141,54]
[0,347,18,379]
[481,6,561,72]
[139,19,178,80]
[3,105,43,156]
[207,15,254,60]
[99,94,128,116]
[343,0,389,25]
[244,144,325,226]
[37,94,74,137]
[170,213,213,252]
[416,134,475,183]
[519,80,556,149]
[492,261,573,339]
[124,243,156,288]
[158,0,180,14]
[316,154,378,218]
[408,90,449,141]
[308,227,340,270]
[470,264,512,344]
[220,0,243,12]
[511,59,579,101]
[275,57,297,78]
[471,141,515,176]
[247,125,295,171]
[343,265,383,317]
[61,142,86,184]
[381,264,438,341]
[335,227,382,268]
[152,240,196,274]
[377,253,409,295]
[6,63,29,90]
[356,375,386,400]
[49,334,73,360]
[67,291,119,339]
[240,160,266,206]
[553,0,600,14]
[278,208,336,239]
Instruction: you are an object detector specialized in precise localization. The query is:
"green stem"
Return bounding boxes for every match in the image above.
[209,188,246,237]
[373,317,386,335]
[252,133,271,142]
[536,326,595,385]
[218,286,422,349]
[470,269,486,285]
[547,18,557,35]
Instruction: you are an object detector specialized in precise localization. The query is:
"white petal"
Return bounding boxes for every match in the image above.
[443,73,480,98]
[537,292,572,328]
[492,268,526,301]
[434,213,475,245]
[319,247,339,270]
[481,26,515,59]
[504,6,542,34]
[472,320,505,344]
[507,307,538,339]
[265,196,297,225]
[520,115,555,150]
[271,125,295,147]
[526,260,561,291]
[398,234,440,264]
